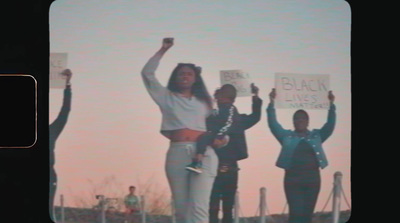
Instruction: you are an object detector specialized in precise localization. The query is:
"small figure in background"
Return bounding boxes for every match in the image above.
[124,186,140,223]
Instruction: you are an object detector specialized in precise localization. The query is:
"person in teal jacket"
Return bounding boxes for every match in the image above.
[266,88,336,223]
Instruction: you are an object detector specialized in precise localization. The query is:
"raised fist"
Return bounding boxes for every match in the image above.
[162,37,174,50]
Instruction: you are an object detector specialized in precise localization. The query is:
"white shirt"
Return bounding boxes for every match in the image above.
[141,54,209,138]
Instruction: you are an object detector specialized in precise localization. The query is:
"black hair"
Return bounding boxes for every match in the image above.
[129,186,136,189]
[167,63,212,109]
[219,84,237,102]
[293,109,309,120]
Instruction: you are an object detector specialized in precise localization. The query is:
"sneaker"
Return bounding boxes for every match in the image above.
[185,161,203,173]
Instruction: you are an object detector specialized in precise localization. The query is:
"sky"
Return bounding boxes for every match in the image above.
[49,0,351,217]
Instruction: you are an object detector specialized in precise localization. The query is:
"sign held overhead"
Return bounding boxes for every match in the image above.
[50,53,68,89]
[274,73,330,110]
[220,70,252,97]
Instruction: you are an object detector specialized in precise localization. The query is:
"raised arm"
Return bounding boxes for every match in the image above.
[266,88,288,142]
[319,91,336,142]
[141,38,174,104]
[240,83,263,130]
[50,69,72,139]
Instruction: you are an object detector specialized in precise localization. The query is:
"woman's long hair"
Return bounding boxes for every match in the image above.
[167,63,213,109]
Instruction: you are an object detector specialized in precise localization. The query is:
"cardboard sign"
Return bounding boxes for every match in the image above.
[220,70,252,97]
[50,53,68,89]
[274,73,330,110]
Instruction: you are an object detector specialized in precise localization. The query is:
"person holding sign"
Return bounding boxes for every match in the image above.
[141,38,226,223]
[185,84,240,174]
[266,88,335,223]
[49,69,72,221]
[209,83,262,223]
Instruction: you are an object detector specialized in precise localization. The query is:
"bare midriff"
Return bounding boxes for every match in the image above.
[168,128,205,142]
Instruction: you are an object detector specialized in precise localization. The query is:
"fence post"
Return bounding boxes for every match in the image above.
[60,194,65,223]
[97,195,106,223]
[259,187,266,223]
[140,195,146,223]
[233,190,240,223]
[171,197,176,223]
[52,202,56,222]
[332,172,343,223]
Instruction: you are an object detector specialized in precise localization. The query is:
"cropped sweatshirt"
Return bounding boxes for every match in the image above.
[141,53,209,138]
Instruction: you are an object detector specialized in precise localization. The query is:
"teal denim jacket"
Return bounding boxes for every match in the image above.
[266,102,336,169]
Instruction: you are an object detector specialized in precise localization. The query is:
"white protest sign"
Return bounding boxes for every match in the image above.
[274,73,330,110]
[50,53,68,89]
[220,70,252,97]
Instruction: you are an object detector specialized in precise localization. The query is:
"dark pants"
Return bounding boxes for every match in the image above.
[196,131,216,155]
[209,167,238,223]
[49,166,57,222]
[284,169,320,223]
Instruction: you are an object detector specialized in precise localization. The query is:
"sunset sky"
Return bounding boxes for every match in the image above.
[49,0,351,216]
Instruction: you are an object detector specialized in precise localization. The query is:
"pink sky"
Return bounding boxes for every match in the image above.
[49,0,351,216]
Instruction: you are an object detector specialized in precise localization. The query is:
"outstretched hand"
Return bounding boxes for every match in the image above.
[269,88,276,102]
[61,69,72,84]
[328,90,335,103]
[162,37,174,50]
[251,83,259,96]
[212,135,229,149]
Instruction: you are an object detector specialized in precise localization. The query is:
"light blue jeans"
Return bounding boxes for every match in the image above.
[165,142,218,223]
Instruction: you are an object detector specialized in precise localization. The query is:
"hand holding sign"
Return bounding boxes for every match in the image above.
[61,69,72,85]
[328,90,335,103]
[251,83,259,96]
[269,88,276,102]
